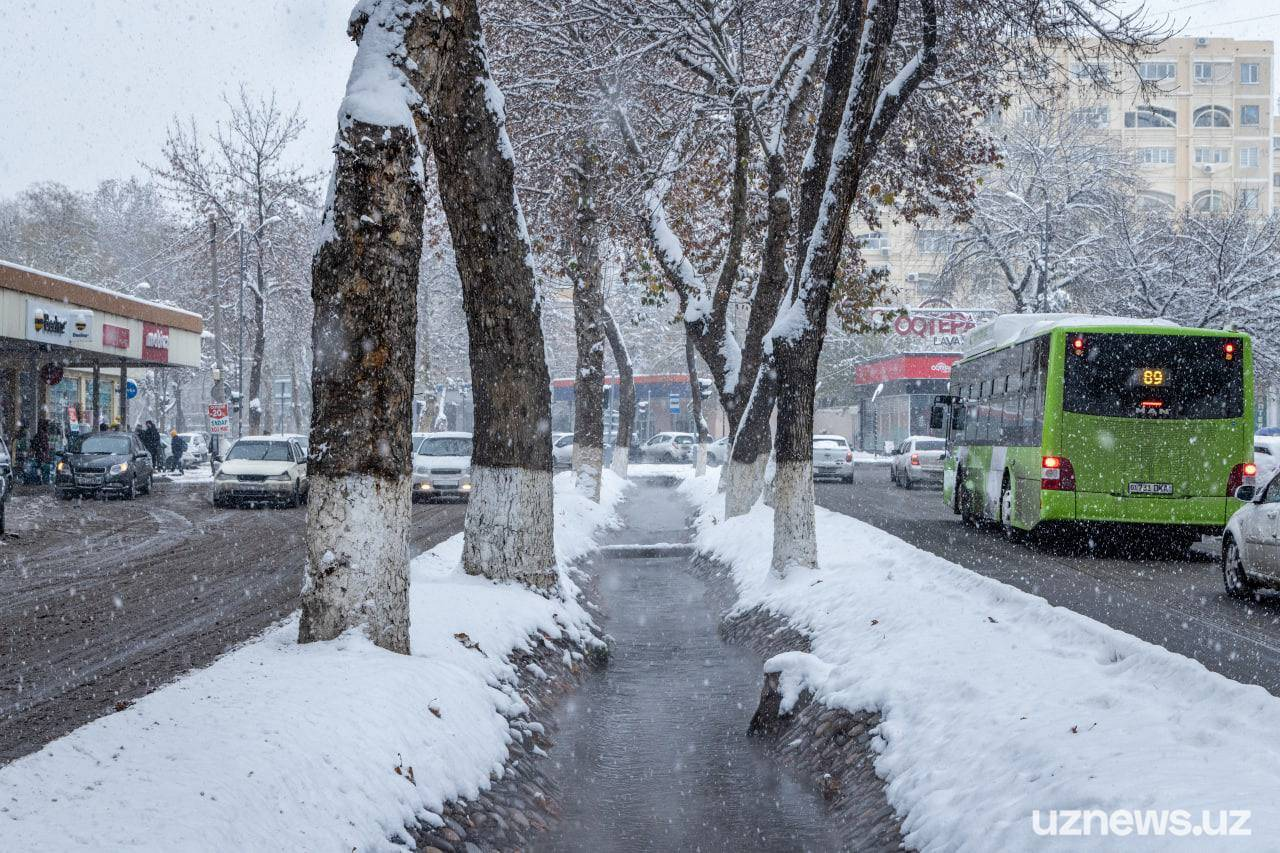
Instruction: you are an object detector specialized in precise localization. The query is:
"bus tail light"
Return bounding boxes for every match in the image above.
[1227,462,1257,496]
[910,453,920,466]
[1042,456,1075,491]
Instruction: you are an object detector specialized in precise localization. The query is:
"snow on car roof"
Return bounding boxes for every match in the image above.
[812,434,848,441]
[417,431,472,439]
[964,313,1181,357]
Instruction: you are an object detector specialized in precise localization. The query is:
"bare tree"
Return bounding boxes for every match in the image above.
[569,146,606,499]
[298,0,430,654]
[411,0,557,588]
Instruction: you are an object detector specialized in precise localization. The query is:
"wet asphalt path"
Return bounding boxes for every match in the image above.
[818,464,1280,696]
[0,478,466,765]
[536,480,842,853]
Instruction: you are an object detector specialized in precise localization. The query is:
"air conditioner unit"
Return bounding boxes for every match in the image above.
[1202,164,1214,174]
[906,273,920,283]
[880,246,891,256]
[1195,37,1209,47]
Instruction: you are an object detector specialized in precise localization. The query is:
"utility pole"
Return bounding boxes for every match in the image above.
[209,218,226,456]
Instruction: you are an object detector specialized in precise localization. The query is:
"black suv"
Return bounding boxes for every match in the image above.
[55,432,154,499]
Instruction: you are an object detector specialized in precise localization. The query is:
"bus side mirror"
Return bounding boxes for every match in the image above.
[1235,485,1256,502]
[929,403,945,431]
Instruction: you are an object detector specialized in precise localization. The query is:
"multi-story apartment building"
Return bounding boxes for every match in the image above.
[865,36,1276,307]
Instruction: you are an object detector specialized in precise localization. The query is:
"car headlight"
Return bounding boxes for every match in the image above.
[269,473,291,481]
[110,462,128,475]
[56,461,66,472]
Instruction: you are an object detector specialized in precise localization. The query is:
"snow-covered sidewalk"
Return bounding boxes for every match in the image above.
[682,473,1280,850]
[0,472,627,852]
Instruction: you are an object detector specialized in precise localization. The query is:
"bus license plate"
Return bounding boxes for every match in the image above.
[1128,482,1173,496]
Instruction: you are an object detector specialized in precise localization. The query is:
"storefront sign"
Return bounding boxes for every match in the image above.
[868,308,998,349]
[69,310,93,343]
[102,324,131,349]
[208,403,230,435]
[855,354,961,385]
[26,300,72,345]
[142,322,170,363]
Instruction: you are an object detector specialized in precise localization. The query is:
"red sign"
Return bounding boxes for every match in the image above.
[207,403,230,435]
[142,323,170,363]
[855,354,959,385]
[102,324,130,350]
[867,309,996,345]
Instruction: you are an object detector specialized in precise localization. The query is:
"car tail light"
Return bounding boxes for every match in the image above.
[845,450,853,462]
[1042,456,1075,491]
[910,453,920,466]
[1227,462,1257,496]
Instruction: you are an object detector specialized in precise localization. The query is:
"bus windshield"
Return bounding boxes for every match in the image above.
[1062,333,1243,419]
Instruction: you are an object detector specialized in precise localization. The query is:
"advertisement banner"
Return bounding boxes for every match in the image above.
[26,300,72,346]
[867,308,998,349]
[142,322,170,363]
[207,402,230,435]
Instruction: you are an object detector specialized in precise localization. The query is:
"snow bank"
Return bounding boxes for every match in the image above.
[681,472,1280,851]
[0,471,628,852]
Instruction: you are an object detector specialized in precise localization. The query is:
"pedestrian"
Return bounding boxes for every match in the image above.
[169,429,187,474]
[98,421,108,432]
[32,419,52,484]
[141,420,163,470]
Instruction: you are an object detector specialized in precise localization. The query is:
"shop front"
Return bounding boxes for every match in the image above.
[850,352,959,453]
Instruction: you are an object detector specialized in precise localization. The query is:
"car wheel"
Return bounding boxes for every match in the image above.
[58,489,74,501]
[141,472,153,495]
[902,471,913,490]
[958,474,978,527]
[125,475,137,500]
[288,482,301,508]
[1223,535,1255,599]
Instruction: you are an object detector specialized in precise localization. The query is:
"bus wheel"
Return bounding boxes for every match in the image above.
[958,477,977,526]
[999,476,1021,542]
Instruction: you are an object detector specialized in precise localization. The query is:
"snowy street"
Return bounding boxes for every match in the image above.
[815,475,1280,695]
[0,483,466,763]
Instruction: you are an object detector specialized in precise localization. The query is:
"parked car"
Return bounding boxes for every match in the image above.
[1222,468,1277,597]
[707,436,730,466]
[176,432,210,466]
[1254,434,1280,484]
[413,432,473,501]
[280,433,309,457]
[640,432,696,463]
[55,431,154,499]
[552,433,575,468]
[889,436,945,489]
[812,435,854,482]
[212,436,308,508]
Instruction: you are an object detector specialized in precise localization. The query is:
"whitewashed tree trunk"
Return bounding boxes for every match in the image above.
[724,454,769,516]
[770,460,816,577]
[411,0,556,588]
[300,0,428,654]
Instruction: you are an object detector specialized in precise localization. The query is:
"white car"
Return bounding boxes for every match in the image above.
[1253,434,1280,484]
[175,432,210,466]
[413,432,473,501]
[640,432,695,463]
[1222,466,1274,598]
[707,436,730,466]
[812,435,854,482]
[552,433,575,468]
[212,436,308,508]
[889,435,945,489]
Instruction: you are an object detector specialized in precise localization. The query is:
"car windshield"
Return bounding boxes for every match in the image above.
[813,438,847,448]
[227,441,292,461]
[674,435,693,444]
[78,435,131,455]
[1062,333,1244,419]
[416,436,472,456]
[915,439,944,451]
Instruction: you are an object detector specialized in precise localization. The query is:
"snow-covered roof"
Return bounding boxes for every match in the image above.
[0,258,203,331]
[964,313,1181,358]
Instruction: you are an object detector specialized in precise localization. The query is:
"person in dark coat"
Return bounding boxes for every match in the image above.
[169,430,188,474]
[141,421,163,470]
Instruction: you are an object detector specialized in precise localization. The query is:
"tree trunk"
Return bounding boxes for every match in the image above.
[602,305,634,479]
[248,267,266,434]
[298,3,428,654]
[685,332,708,476]
[410,0,555,588]
[570,146,605,501]
[290,354,304,432]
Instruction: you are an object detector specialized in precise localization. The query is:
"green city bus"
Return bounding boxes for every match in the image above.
[935,315,1255,551]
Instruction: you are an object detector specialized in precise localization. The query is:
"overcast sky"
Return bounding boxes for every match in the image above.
[0,0,1277,199]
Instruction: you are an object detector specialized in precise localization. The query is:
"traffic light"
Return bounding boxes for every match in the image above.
[229,391,243,413]
[698,378,714,399]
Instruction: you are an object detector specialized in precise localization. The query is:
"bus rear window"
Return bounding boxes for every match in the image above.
[1062,333,1243,419]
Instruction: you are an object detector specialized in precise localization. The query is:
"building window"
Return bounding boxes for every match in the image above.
[857,232,890,251]
[1192,190,1227,213]
[1274,136,1280,152]
[1240,189,1261,210]
[1240,105,1261,127]
[1138,61,1176,81]
[1137,147,1175,164]
[1273,174,1280,189]
[1240,146,1260,168]
[1193,62,1213,82]
[1193,147,1230,164]
[1071,106,1110,128]
[1138,191,1176,211]
[1124,105,1177,128]
[1020,105,1042,124]
[910,273,945,297]
[915,229,953,254]
[1241,63,1260,84]
[1193,105,1232,128]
